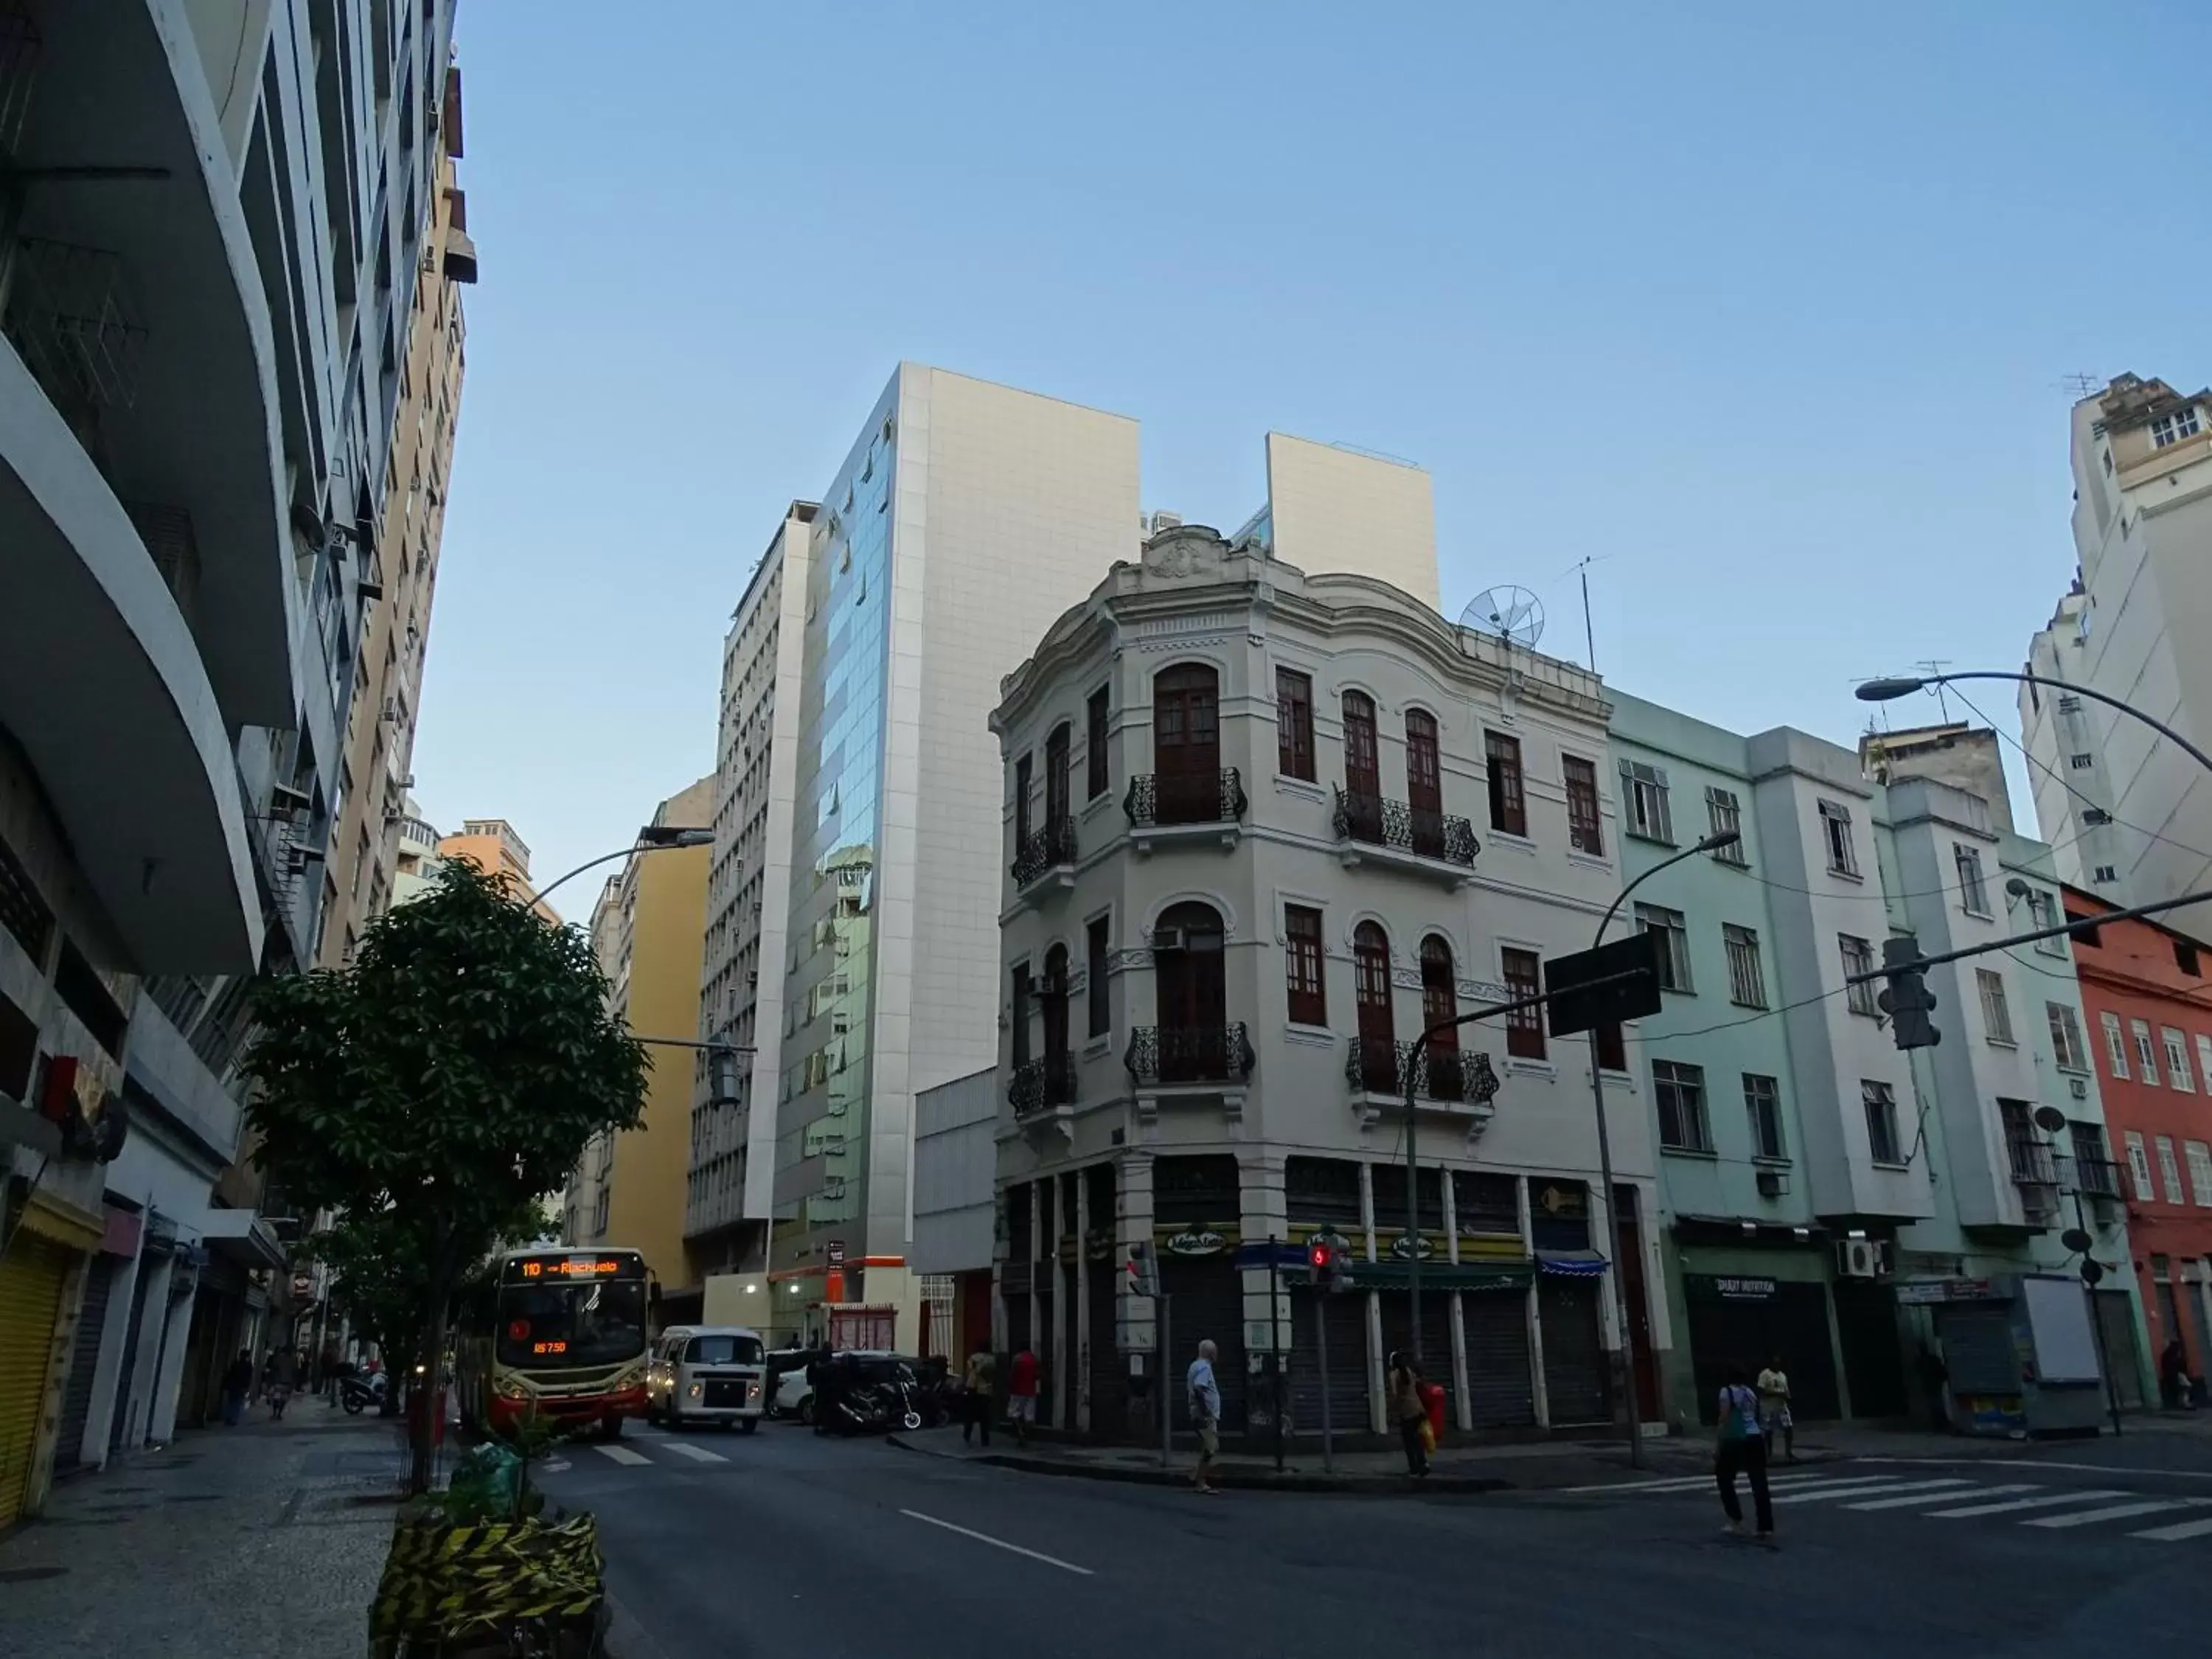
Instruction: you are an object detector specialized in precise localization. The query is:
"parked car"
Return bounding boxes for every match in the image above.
[647,1325,766,1433]
[763,1346,827,1422]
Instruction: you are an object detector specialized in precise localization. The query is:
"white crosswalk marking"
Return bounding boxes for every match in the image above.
[1840,1482,2036,1512]
[662,1441,728,1464]
[1924,1488,2125,1518]
[594,1444,650,1466]
[2025,1498,2208,1530]
[1772,1478,1970,1505]
[2132,1513,2212,1543]
[1556,1471,1884,1496]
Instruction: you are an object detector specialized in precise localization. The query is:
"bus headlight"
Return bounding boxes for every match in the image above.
[495,1377,532,1402]
[686,1382,703,1400]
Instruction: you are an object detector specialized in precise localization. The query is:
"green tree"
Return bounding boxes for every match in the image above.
[243,860,647,1487]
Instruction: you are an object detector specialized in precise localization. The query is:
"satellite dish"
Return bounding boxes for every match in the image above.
[2031,1105,2069,1134]
[2061,1228,2095,1255]
[1460,585,1546,650]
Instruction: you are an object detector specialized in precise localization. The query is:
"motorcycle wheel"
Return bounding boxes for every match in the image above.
[344,1396,364,1416]
[902,1410,923,1431]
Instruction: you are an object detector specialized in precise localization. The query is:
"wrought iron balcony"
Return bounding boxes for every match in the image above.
[1332,788,1478,869]
[1124,1023,1256,1088]
[1124,768,1248,830]
[1344,1039,1498,1104]
[1011,815,1078,888]
[2006,1138,2059,1189]
[1009,1053,1080,1118]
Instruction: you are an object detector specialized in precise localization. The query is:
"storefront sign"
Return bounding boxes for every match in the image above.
[1389,1231,1436,1262]
[1163,1228,1230,1258]
[1711,1276,1777,1301]
[825,1239,846,1267]
[1896,1278,1999,1306]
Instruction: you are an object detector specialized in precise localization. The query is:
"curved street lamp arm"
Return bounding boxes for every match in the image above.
[1861,669,2212,785]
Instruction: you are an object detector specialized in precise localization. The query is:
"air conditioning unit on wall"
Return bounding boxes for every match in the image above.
[1835,1238,1890,1279]
[2068,1077,2088,1099]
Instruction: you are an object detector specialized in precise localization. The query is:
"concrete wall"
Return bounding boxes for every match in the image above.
[1264,433,1440,614]
[913,1069,997,1276]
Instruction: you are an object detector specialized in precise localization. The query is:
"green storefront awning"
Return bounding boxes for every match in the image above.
[1345,1259,1534,1292]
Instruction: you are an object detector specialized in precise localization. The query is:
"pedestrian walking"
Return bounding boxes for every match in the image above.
[962,1343,995,1446]
[1715,1363,1775,1547]
[1756,1354,1795,1461]
[1388,1350,1428,1478]
[220,1349,254,1427]
[1007,1345,1039,1447]
[1186,1338,1222,1495]
[264,1347,295,1421]
[2162,1336,2190,1411]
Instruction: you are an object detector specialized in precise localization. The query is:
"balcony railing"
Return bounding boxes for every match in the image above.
[2006,1138,2059,1189]
[1124,1023,1256,1088]
[2073,1155,2124,1199]
[1009,1053,1080,1118]
[1011,815,1078,888]
[1332,788,1478,867]
[1344,1039,1496,1103]
[1124,768,1248,830]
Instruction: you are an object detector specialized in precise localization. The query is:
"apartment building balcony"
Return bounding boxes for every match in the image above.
[2006,1136,2062,1228]
[1344,1037,1500,1137]
[1122,768,1247,854]
[1011,815,1078,894]
[1008,1053,1079,1121]
[1331,788,1478,887]
[1123,1022,1255,1124]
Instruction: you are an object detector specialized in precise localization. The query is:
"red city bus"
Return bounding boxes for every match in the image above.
[456,1248,651,1440]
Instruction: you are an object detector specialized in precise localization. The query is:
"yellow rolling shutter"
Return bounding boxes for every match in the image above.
[0,1234,71,1528]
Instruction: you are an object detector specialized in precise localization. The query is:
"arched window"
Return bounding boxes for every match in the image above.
[1343,691,1380,799]
[1153,901,1227,1082]
[1153,665,1220,825]
[1405,709,1443,856]
[1421,935,1464,1100]
[1045,723,1072,827]
[1354,920,1395,1091]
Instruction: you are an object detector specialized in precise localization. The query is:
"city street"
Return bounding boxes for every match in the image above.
[544,1422,2212,1659]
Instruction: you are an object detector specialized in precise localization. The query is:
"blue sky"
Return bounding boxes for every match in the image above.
[412,0,2212,907]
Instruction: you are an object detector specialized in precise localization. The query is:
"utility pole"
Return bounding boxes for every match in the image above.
[1269,1237,1284,1473]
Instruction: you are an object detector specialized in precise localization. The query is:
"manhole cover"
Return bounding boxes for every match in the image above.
[0,1566,69,1584]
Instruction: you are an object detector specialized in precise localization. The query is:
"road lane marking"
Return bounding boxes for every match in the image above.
[898,1509,1093,1576]
[595,1444,651,1466]
[662,1441,728,1464]
[2132,1513,2212,1542]
[1924,1489,2126,1518]
[1857,1456,2212,1482]
[1554,1472,1881,1496]
[2025,1498,2208,1529]
[1772,1479,1969,1505]
[1843,1484,2039,1512]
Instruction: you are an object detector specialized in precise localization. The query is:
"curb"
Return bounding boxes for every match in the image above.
[886,1433,1514,1494]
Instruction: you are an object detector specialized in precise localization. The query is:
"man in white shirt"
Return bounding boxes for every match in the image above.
[1186,1338,1222,1495]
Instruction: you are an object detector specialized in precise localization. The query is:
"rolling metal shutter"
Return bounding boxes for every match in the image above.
[2093,1290,2147,1410]
[1461,1287,1537,1427]
[1161,1253,1245,1431]
[1284,1286,1369,1437]
[1086,1259,1124,1441]
[54,1254,114,1471]
[0,1234,71,1528]
[109,1260,153,1454]
[1539,1276,1610,1426]
[1034,1279,1056,1428]
[1934,1304,2017,1395]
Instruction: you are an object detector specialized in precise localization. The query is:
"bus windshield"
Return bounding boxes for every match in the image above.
[497,1278,647,1368]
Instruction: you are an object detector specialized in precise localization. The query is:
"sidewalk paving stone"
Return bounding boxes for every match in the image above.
[0,1397,408,1659]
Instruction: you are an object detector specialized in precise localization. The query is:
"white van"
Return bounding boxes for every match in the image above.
[647,1325,766,1432]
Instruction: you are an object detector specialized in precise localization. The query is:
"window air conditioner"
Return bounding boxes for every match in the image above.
[2068,1077,2088,1099]
[1834,1238,1888,1279]
[1755,1169,1787,1199]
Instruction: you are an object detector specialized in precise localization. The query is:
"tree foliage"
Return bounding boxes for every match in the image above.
[242,859,647,1482]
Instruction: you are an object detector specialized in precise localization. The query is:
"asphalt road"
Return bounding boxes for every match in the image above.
[539,1420,2212,1659]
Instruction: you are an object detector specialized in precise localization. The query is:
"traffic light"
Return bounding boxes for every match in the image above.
[1877,934,1941,1051]
[1326,1245,1351,1295]
[1127,1240,1158,1298]
[1307,1242,1329,1287]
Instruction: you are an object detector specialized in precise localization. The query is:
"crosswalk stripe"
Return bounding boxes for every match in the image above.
[662,1441,728,1464]
[1772,1479,1969,1505]
[1554,1470,1860,1495]
[2025,1498,2209,1530]
[2131,1514,2212,1543]
[1924,1489,2126,1518]
[594,1444,650,1466]
[1843,1483,2039,1512]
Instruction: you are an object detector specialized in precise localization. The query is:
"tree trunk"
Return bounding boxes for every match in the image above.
[410,1253,455,1494]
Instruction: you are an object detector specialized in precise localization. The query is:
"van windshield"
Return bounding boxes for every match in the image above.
[686,1334,762,1366]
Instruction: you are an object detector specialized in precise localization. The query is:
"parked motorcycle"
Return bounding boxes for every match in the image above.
[812,1352,925,1436]
[340,1371,389,1416]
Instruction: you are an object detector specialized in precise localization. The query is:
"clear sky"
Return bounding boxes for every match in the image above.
[411,0,2212,905]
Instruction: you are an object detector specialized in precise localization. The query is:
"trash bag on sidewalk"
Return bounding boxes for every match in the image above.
[370,1512,605,1657]
[444,1441,523,1522]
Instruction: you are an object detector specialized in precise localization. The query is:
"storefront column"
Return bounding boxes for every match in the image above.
[1520,1176,1551,1428]
[147,1265,198,1444]
[1239,1151,1289,1436]
[1441,1171,1470,1431]
[80,1238,145,1470]
[1074,1169,1091,1434]
[1358,1159,1385,1434]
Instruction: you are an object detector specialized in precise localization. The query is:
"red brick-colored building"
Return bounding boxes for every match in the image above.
[2065,891,2212,1402]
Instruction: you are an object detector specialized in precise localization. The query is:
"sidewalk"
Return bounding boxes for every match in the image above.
[0,1397,408,1659]
[888,1421,1847,1492]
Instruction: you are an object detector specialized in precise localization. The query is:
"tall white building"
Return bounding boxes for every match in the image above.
[2021,373,2212,928]
[0,0,462,1521]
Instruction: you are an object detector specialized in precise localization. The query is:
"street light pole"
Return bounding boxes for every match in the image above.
[1859,670,2212,782]
[1587,827,1741,1470]
[521,826,716,913]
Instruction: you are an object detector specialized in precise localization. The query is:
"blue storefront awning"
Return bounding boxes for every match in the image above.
[1536,1249,1610,1278]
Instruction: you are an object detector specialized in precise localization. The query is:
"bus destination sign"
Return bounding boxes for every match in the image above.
[503,1253,641,1285]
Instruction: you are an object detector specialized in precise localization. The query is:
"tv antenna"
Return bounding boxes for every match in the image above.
[1914,658,1955,722]
[1459,585,1546,653]
[2059,372,2103,399]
